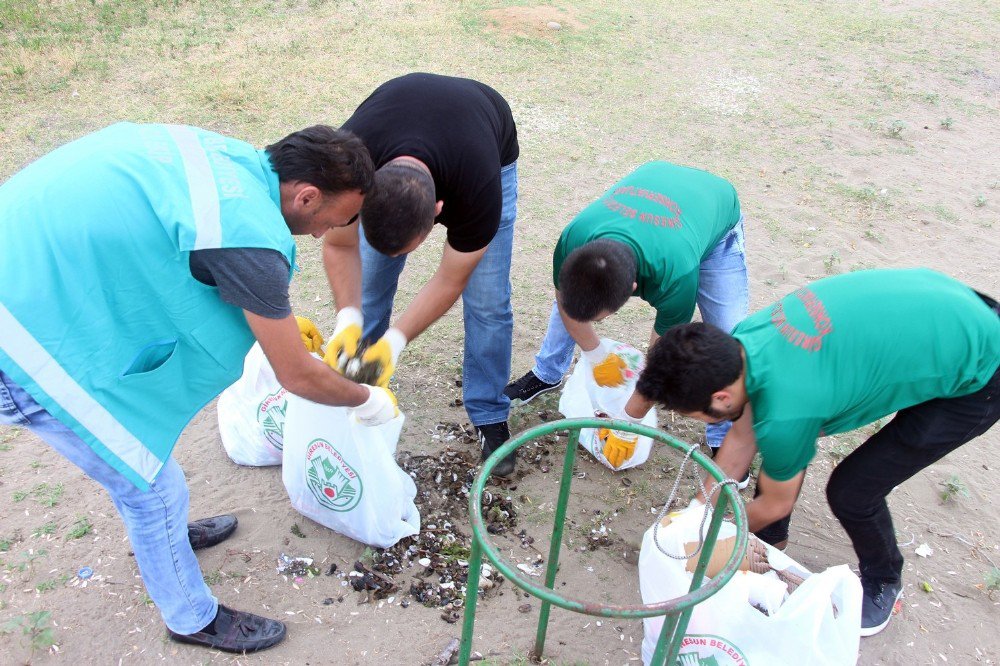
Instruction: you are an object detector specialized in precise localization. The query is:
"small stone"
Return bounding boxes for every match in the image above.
[547,21,561,30]
[418,557,432,567]
[518,603,532,613]
[322,597,335,605]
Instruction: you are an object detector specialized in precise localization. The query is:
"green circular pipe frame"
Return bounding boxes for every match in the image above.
[459,417,749,664]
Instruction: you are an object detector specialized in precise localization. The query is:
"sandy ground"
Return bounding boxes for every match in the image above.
[2,1,999,665]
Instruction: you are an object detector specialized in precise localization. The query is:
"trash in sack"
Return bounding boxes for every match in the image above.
[217,343,287,466]
[282,394,420,549]
[558,339,657,470]
[639,501,862,665]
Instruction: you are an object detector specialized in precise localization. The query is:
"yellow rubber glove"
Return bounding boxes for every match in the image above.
[354,385,400,426]
[361,327,407,388]
[591,353,628,387]
[323,307,363,371]
[598,428,639,469]
[294,316,325,354]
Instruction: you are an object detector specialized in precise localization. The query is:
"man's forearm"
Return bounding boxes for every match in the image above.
[323,242,362,310]
[393,274,465,342]
[555,294,600,351]
[282,357,370,407]
[746,497,791,533]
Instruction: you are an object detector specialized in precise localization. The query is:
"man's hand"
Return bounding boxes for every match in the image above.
[324,307,363,370]
[598,428,639,468]
[294,316,325,353]
[583,344,628,387]
[353,385,399,426]
[361,327,407,388]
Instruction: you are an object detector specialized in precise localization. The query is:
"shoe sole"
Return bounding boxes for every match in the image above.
[859,589,903,637]
[505,382,561,405]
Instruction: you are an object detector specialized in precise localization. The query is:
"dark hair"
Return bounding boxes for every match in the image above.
[558,239,636,321]
[265,125,374,194]
[360,163,436,255]
[637,323,743,412]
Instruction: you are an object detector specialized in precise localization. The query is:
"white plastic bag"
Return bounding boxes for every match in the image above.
[217,343,287,467]
[281,394,420,548]
[639,503,862,665]
[558,339,657,470]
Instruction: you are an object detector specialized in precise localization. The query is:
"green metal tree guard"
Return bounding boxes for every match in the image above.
[459,417,748,666]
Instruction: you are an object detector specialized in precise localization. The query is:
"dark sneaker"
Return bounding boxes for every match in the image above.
[168,604,287,653]
[503,371,560,404]
[477,421,515,477]
[860,578,902,637]
[188,515,238,551]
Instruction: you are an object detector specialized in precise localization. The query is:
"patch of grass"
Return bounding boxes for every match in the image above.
[290,522,306,539]
[1,610,56,661]
[203,570,223,586]
[884,120,906,139]
[985,568,1000,599]
[35,573,70,593]
[65,517,93,540]
[31,522,57,538]
[28,460,45,469]
[922,92,939,104]
[931,204,958,223]
[823,251,841,274]
[939,475,969,503]
[940,116,954,130]
[440,542,471,562]
[974,194,987,208]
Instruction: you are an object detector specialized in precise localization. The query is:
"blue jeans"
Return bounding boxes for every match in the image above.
[360,162,518,427]
[0,370,217,635]
[532,216,749,446]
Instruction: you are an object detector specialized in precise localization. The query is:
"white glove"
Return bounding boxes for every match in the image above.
[353,385,399,426]
[581,341,608,366]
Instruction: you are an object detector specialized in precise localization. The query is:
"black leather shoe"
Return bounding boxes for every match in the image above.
[477,422,515,477]
[188,515,238,551]
[168,604,287,653]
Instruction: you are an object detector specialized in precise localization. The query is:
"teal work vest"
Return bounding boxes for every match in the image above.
[0,123,297,490]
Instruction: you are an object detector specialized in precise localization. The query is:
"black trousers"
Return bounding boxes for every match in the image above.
[756,295,1000,583]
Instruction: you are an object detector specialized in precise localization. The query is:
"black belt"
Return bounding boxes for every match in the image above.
[975,290,1000,316]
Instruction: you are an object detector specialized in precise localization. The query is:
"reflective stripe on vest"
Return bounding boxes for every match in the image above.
[165,125,222,250]
[0,304,163,482]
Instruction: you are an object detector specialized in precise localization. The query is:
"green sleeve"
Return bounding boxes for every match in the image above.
[653,303,696,335]
[755,418,821,482]
[651,280,698,335]
[552,237,566,289]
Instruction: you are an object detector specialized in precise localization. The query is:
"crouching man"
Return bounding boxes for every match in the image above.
[626,268,999,636]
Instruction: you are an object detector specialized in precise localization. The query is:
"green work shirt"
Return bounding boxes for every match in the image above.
[733,269,1000,482]
[552,161,741,334]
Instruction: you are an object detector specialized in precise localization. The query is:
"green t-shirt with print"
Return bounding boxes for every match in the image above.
[552,161,741,334]
[732,268,1000,482]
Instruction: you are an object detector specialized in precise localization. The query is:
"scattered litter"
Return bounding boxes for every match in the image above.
[276,554,318,577]
[915,543,934,558]
[78,566,94,580]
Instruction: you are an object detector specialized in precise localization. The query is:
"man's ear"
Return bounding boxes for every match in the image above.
[296,184,322,211]
[710,388,733,410]
[434,200,444,216]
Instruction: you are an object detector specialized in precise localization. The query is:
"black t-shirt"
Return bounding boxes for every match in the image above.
[189,248,291,319]
[342,73,519,253]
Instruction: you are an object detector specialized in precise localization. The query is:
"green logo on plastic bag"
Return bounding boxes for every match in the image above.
[305,438,363,512]
[257,389,288,450]
[678,634,747,666]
